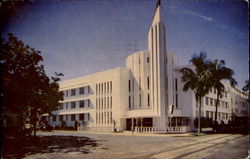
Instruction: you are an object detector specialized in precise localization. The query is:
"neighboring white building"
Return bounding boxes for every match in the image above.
[45,1,248,133]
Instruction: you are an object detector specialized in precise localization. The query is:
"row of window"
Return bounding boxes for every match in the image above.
[128,94,150,108]
[209,88,227,98]
[206,111,230,120]
[96,81,112,95]
[64,86,91,97]
[138,56,150,64]
[59,99,90,109]
[128,77,150,92]
[50,113,90,122]
[205,97,228,109]
[96,111,112,124]
[96,96,112,110]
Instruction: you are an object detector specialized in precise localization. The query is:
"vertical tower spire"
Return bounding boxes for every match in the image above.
[157,0,161,6]
[148,0,167,128]
[152,0,163,25]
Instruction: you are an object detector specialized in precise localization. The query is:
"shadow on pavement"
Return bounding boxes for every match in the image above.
[3,135,101,158]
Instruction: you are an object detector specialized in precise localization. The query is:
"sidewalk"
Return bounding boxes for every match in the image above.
[40,130,206,137]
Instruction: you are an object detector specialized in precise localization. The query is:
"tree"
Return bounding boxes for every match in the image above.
[242,80,250,93]
[210,59,236,132]
[1,33,64,137]
[179,52,213,133]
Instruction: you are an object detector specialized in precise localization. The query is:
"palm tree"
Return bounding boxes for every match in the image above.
[210,59,237,132]
[179,52,213,133]
[242,80,250,93]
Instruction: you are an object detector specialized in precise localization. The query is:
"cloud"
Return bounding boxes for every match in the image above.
[183,10,214,22]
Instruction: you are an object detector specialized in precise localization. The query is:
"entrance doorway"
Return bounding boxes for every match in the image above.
[126,118,153,130]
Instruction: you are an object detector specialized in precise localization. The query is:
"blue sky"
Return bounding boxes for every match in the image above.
[1,0,248,90]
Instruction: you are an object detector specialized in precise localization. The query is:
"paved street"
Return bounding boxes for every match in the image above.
[24,131,248,159]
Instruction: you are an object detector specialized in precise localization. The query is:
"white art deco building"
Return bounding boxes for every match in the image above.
[45,1,248,133]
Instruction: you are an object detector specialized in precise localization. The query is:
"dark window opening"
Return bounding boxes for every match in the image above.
[71,101,76,108]
[148,94,150,107]
[129,96,131,108]
[129,80,131,92]
[80,100,84,108]
[79,87,84,94]
[79,114,84,121]
[71,89,76,96]
[147,77,150,89]
[71,114,75,121]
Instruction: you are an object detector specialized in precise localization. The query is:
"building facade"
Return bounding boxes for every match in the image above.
[45,1,248,133]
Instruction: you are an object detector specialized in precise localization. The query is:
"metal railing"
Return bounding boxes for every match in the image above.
[133,126,191,133]
[78,126,114,132]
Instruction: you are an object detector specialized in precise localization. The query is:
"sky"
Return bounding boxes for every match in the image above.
[1,0,249,90]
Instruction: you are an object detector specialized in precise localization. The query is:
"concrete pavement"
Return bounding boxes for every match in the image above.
[24,131,248,159]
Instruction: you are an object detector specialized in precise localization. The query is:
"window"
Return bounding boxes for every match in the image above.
[88,99,90,107]
[129,80,131,92]
[175,78,177,91]
[107,82,109,93]
[129,96,131,108]
[71,114,75,121]
[87,113,90,121]
[110,81,112,93]
[101,83,103,94]
[79,87,84,94]
[88,86,90,93]
[71,89,76,96]
[99,83,101,94]
[59,103,63,109]
[101,98,103,109]
[214,88,216,94]
[107,97,109,108]
[79,100,84,108]
[66,115,68,121]
[59,115,63,121]
[206,97,209,105]
[110,96,112,108]
[176,94,178,108]
[107,112,109,124]
[71,101,76,108]
[225,92,227,98]
[147,57,149,63]
[148,94,150,107]
[132,95,134,108]
[139,94,141,107]
[53,116,56,122]
[139,77,141,90]
[66,102,68,109]
[104,82,106,93]
[210,98,213,106]
[79,114,84,121]
[104,98,106,109]
[147,77,150,89]
[65,91,68,97]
